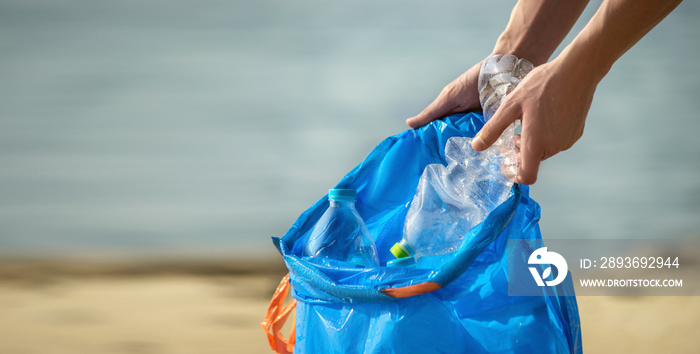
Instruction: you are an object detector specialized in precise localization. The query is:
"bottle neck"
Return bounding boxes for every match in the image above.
[329,200,355,208]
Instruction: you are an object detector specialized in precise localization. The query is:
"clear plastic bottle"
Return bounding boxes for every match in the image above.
[390,54,533,262]
[303,189,379,268]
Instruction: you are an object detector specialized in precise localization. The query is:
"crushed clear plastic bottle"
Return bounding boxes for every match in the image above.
[304,189,379,268]
[390,54,533,261]
[478,54,534,178]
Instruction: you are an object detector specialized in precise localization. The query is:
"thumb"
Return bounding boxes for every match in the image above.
[471,99,520,151]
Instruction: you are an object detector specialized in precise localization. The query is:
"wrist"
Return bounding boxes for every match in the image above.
[491,31,551,66]
[490,0,591,67]
[555,35,612,86]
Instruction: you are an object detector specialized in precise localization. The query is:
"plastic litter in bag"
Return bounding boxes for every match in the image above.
[393,136,513,259]
[265,112,582,353]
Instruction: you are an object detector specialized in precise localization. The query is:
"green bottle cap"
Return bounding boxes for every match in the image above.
[390,242,412,259]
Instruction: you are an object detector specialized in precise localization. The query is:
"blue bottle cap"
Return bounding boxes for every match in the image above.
[328,189,356,202]
[386,256,417,268]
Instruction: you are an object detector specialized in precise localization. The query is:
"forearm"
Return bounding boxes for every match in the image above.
[558,0,682,83]
[493,0,590,65]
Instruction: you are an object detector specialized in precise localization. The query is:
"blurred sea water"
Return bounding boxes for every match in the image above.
[0,0,698,258]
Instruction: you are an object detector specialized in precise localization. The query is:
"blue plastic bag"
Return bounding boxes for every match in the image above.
[272,113,582,353]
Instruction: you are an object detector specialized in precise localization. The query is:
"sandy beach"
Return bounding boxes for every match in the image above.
[1,258,698,354]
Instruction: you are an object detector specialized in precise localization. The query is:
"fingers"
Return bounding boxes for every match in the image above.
[513,134,522,178]
[405,93,455,129]
[514,133,541,185]
[406,63,483,128]
[495,119,541,184]
[471,97,520,151]
[516,156,541,185]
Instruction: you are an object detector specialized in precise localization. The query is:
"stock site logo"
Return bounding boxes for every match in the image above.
[528,247,568,287]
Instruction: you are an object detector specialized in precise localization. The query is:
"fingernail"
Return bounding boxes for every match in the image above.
[472,135,485,150]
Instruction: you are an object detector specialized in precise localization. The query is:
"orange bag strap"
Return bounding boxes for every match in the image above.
[261,273,296,354]
[380,281,442,298]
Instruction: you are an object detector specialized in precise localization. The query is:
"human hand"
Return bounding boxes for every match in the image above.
[471,57,597,184]
[405,62,483,129]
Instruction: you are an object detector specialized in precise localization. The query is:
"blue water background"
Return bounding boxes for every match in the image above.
[1,0,698,258]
